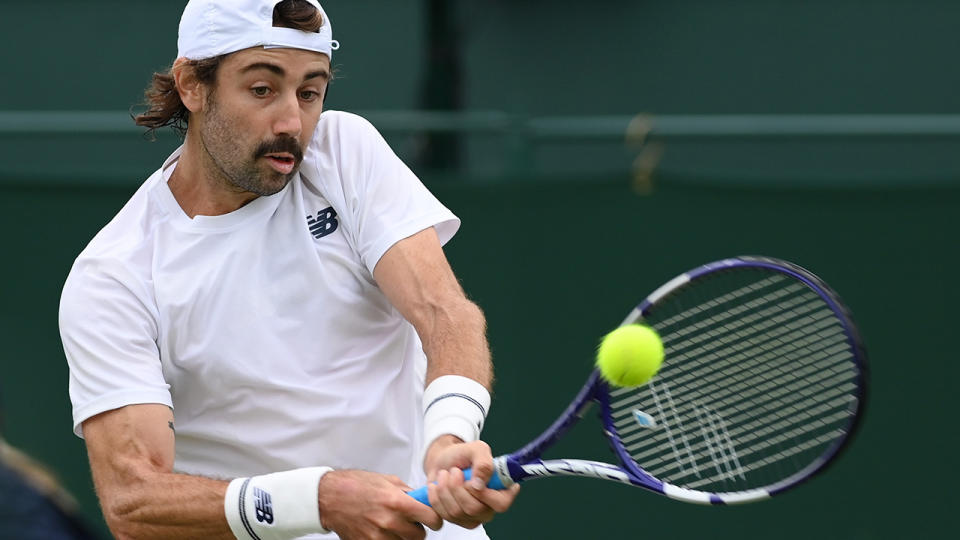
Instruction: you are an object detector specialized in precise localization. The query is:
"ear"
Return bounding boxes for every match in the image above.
[172,58,206,113]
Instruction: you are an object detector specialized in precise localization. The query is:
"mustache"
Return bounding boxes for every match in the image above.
[255,136,304,162]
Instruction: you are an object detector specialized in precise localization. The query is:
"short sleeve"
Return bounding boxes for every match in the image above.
[305,112,461,274]
[59,260,171,437]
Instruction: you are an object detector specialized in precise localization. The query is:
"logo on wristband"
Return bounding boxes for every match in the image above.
[253,487,274,524]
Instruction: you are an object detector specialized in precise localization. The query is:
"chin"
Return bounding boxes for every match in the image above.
[258,178,291,196]
[252,169,297,196]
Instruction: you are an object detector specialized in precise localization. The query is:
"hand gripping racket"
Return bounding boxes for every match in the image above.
[408,256,868,505]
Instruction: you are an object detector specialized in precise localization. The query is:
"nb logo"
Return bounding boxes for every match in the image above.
[253,487,274,524]
[307,207,339,239]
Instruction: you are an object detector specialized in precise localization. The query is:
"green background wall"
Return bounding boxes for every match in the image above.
[1,1,957,538]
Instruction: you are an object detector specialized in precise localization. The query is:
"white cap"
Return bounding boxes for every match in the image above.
[177,0,340,60]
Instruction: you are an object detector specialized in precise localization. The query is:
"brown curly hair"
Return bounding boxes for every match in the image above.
[134,0,327,137]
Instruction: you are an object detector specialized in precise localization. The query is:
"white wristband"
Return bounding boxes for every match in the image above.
[422,375,491,449]
[225,467,333,540]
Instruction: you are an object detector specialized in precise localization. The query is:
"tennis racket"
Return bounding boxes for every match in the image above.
[408,255,867,505]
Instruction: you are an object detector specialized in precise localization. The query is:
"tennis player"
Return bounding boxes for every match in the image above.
[58,1,519,538]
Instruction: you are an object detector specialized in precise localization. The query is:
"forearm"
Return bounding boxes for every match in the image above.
[98,468,232,540]
[420,298,492,388]
[371,228,493,388]
[417,298,495,465]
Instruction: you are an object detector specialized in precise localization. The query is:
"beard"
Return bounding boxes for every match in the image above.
[198,97,305,197]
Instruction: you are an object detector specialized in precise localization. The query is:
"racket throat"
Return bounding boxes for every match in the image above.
[511,458,633,486]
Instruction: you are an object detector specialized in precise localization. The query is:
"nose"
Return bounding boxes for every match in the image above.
[272,92,302,138]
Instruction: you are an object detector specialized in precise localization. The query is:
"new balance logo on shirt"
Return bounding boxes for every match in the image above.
[253,487,274,524]
[307,207,339,239]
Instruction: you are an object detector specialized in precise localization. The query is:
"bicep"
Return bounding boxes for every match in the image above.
[372,227,466,326]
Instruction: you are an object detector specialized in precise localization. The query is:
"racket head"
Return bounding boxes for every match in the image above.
[598,256,868,504]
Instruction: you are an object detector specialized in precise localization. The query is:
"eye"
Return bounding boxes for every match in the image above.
[252,86,271,97]
[299,90,321,102]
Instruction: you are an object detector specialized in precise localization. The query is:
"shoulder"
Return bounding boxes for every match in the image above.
[309,110,389,159]
[315,110,380,139]
[301,110,397,196]
[62,172,166,308]
[78,175,163,264]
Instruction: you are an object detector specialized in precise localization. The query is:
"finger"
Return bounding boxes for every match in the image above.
[468,463,493,490]
[466,442,493,490]
[450,481,494,525]
[393,520,427,540]
[386,474,413,491]
[426,481,446,525]
[396,484,443,532]
[428,468,448,510]
[470,483,521,514]
[452,467,495,519]
[431,440,487,474]
[435,468,468,520]
[439,468,491,529]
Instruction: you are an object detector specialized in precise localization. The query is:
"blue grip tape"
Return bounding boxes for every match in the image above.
[406,468,506,507]
[407,485,431,505]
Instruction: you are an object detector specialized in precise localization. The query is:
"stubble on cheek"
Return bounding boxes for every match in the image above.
[200,103,289,196]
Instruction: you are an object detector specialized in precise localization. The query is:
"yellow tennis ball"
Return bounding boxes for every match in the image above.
[596,324,664,387]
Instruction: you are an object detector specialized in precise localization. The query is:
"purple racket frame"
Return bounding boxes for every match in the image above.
[409,256,868,506]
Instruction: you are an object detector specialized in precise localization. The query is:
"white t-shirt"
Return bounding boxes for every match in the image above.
[59,111,487,539]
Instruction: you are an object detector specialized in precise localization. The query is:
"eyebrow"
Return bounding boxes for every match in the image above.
[304,69,330,82]
[240,62,330,82]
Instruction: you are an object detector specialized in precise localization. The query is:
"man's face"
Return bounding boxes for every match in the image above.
[196,47,331,196]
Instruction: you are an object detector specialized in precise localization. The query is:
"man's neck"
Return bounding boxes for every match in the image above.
[167,132,259,218]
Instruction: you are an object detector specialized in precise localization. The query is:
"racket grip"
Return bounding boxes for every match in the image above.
[406,468,507,506]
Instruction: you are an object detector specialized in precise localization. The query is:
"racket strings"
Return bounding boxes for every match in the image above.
[657,282,809,349]
[630,391,856,484]
[656,287,825,373]
[612,314,848,420]
[683,431,844,489]
[614,327,854,438]
[617,344,855,452]
[653,276,790,331]
[612,297,850,433]
[643,286,830,389]
[610,269,861,494]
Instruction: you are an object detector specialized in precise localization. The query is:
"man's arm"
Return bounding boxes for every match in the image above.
[373,227,520,527]
[83,404,442,540]
[82,404,232,540]
[373,228,491,388]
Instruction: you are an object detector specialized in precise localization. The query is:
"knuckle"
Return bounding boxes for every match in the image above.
[474,461,493,474]
[383,516,403,530]
[371,511,394,529]
[385,491,406,508]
